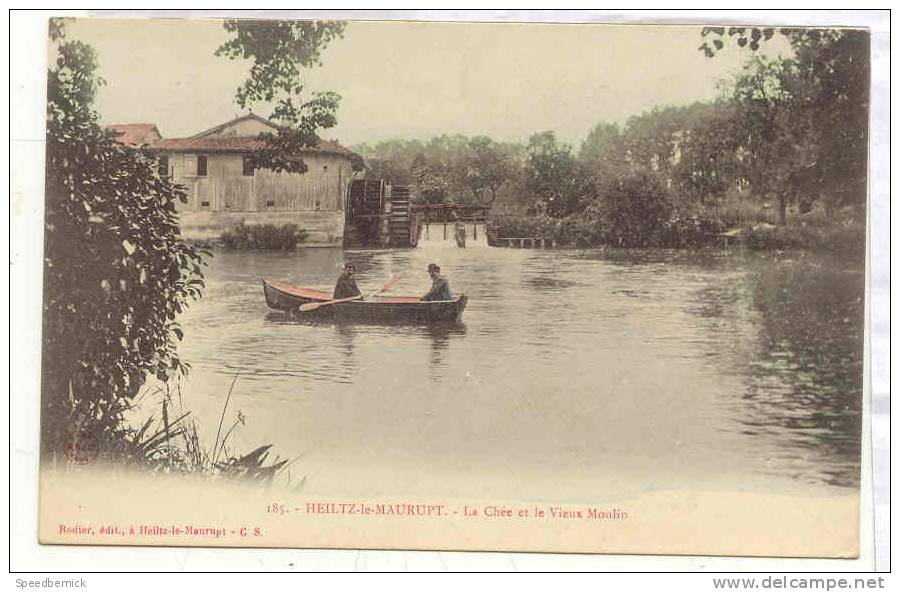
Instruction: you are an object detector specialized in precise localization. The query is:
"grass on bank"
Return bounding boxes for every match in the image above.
[101,373,296,485]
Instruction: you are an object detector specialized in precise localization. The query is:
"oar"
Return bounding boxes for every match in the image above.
[298,273,405,312]
[298,294,362,312]
[366,272,406,299]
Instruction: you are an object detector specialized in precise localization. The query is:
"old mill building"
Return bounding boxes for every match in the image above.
[109,113,359,245]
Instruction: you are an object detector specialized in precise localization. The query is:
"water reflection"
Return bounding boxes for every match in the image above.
[335,323,358,366]
[265,311,467,380]
[421,322,467,380]
[739,259,864,487]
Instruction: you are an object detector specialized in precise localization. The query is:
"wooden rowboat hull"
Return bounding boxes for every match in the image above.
[262,279,468,323]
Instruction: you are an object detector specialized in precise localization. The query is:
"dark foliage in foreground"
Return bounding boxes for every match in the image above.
[42,21,208,457]
[43,22,289,484]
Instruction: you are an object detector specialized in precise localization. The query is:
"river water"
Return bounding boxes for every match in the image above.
[167,244,864,501]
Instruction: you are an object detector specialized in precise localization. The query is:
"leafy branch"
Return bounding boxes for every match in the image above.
[215,19,346,173]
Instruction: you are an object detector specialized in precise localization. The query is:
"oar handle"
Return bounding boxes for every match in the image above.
[298,295,361,312]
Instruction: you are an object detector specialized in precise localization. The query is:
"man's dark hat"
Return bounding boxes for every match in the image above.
[427,263,440,273]
[344,263,356,270]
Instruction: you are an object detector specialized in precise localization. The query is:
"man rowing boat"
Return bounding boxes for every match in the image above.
[421,263,452,301]
[333,263,363,300]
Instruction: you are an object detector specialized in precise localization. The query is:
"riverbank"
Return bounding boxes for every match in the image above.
[490,210,865,259]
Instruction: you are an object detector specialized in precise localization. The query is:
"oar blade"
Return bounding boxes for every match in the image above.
[369,272,406,298]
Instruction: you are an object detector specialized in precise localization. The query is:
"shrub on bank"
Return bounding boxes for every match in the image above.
[220,223,308,250]
[745,221,865,260]
[657,215,723,248]
[489,211,552,239]
[548,216,606,247]
[587,169,674,247]
[492,181,863,255]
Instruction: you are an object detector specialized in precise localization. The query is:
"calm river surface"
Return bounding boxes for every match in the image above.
[167,244,863,501]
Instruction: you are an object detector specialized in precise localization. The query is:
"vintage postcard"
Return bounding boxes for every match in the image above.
[36,15,868,557]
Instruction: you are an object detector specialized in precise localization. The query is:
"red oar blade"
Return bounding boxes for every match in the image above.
[369,272,406,298]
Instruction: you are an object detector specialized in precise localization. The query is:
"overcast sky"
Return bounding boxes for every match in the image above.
[66,18,788,147]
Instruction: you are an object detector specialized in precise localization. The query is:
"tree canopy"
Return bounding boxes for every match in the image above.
[700,26,869,219]
[352,25,867,246]
[354,135,520,207]
[215,19,347,174]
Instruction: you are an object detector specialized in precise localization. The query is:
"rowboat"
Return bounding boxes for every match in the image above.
[262,279,468,323]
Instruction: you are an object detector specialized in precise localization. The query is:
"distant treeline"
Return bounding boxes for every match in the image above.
[353,28,868,251]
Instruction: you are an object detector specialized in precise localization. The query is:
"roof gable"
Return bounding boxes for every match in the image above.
[190,113,279,139]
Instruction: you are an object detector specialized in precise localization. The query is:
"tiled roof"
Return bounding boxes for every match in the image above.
[108,123,161,147]
[152,136,355,157]
[152,136,265,153]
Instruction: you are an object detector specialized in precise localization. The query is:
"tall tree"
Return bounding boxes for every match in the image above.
[525,131,591,218]
[701,27,869,219]
[354,138,425,185]
[43,20,206,456]
[729,55,813,223]
[462,136,519,206]
[671,102,741,210]
[622,108,682,176]
[579,122,623,171]
[215,19,347,174]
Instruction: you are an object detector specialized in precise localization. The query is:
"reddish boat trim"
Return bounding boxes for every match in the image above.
[263,279,331,301]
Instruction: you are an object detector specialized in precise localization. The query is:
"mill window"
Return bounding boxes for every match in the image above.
[242,156,255,176]
[197,155,208,176]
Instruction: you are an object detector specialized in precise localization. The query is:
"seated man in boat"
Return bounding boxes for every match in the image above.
[421,263,452,301]
[333,263,363,300]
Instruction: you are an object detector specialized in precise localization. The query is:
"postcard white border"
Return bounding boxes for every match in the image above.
[8,7,890,576]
